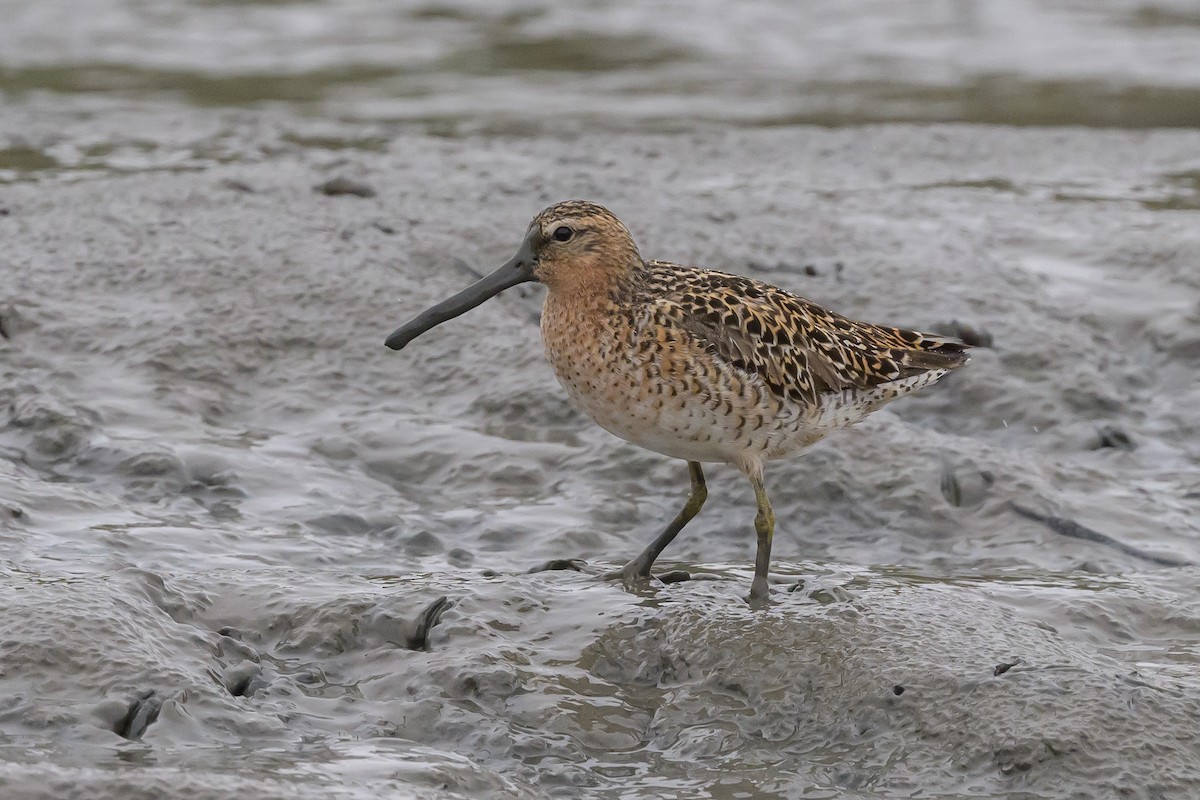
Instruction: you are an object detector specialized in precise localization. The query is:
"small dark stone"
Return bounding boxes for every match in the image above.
[1093,424,1136,451]
[372,220,397,234]
[892,685,905,696]
[993,658,1021,676]
[0,207,9,216]
[0,314,8,340]
[446,547,474,568]
[8,506,22,518]
[657,570,691,584]
[803,264,819,276]
[404,529,443,556]
[220,178,255,193]
[527,558,587,573]
[315,176,376,198]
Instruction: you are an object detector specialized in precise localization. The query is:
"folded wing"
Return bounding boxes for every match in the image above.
[645,262,970,407]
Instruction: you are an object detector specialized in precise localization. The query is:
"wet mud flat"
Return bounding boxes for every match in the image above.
[2,117,1200,798]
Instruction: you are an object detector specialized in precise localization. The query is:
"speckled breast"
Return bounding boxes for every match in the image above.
[539,297,824,466]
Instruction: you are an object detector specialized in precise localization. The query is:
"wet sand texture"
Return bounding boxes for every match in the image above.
[3,123,1200,797]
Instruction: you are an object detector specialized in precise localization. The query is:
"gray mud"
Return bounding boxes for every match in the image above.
[3,92,1200,797]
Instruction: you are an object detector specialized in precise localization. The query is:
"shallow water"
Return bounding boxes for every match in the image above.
[3,2,1200,799]
[5,0,1200,134]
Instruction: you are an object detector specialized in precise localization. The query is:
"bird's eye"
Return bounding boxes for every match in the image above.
[551,226,573,242]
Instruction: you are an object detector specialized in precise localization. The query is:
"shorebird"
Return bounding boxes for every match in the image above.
[385,201,969,601]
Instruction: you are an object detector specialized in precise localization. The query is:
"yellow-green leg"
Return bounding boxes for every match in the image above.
[749,473,775,602]
[616,460,707,581]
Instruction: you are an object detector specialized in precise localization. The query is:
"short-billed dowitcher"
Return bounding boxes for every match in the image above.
[386,201,969,601]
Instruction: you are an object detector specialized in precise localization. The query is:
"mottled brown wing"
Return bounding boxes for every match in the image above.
[646,263,969,406]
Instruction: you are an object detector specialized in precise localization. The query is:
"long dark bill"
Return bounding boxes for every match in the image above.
[384,236,538,351]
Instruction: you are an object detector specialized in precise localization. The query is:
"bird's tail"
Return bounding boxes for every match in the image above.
[854,322,972,378]
[896,332,971,372]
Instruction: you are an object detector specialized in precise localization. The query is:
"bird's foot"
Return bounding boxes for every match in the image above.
[602,560,691,590]
[746,576,773,608]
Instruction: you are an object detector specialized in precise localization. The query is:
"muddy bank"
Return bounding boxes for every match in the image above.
[2,121,1200,797]
[1,565,1199,798]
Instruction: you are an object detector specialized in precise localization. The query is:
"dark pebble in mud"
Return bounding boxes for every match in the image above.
[114,690,162,740]
[0,304,31,338]
[994,658,1022,676]
[892,685,905,696]
[657,570,691,584]
[219,178,255,193]
[404,530,444,556]
[1092,425,1136,451]
[527,559,588,573]
[446,547,474,568]
[315,176,376,198]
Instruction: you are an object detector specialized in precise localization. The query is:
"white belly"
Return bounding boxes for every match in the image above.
[565,381,741,463]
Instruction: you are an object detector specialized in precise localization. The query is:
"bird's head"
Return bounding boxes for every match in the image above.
[384,200,640,351]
